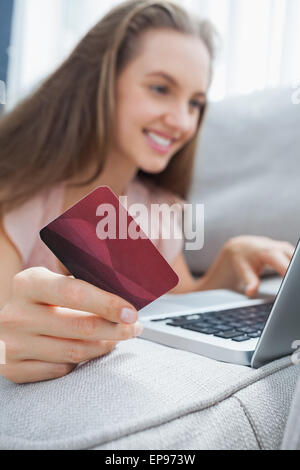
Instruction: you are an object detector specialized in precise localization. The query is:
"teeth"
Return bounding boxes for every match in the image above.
[146,131,172,147]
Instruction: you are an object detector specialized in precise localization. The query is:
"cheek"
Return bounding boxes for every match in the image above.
[191,120,200,138]
[182,120,198,145]
[118,95,161,135]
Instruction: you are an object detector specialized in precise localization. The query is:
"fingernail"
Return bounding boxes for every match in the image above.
[248,282,257,291]
[121,307,137,324]
[246,284,257,296]
[238,282,246,292]
[134,322,143,337]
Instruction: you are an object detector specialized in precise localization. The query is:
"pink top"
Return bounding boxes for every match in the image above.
[2,176,186,274]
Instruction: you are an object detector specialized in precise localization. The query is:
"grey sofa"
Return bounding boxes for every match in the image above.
[0,87,299,450]
[282,374,300,450]
[184,87,300,274]
[0,336,299,450]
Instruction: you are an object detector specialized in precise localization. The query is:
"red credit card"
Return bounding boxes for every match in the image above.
[39,186,179,311]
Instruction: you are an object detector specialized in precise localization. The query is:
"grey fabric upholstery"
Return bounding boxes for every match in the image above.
[0,337,299,450]
[281,375,300,449]
[184,87,300,274]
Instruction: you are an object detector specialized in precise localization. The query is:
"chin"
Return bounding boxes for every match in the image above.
[139,162,169,174]
[138,155,171,174]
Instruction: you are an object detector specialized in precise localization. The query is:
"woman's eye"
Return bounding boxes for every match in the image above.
[150,85,204,112]
[150,85,168,94]
[190,100,204,111]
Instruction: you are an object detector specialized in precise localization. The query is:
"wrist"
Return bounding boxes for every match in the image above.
[194,273,212,291]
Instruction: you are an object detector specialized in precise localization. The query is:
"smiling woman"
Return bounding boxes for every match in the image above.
[0,0,295,386]
[0,0,216,211]
[112,28,210,179]
[0,0,219,384]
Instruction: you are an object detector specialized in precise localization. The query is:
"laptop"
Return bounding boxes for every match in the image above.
[138,240,300,368]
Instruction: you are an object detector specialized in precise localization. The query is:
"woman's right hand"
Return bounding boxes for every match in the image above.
[0,267,142,384]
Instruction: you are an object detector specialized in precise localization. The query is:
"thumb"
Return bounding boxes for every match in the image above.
[234,258,260,297]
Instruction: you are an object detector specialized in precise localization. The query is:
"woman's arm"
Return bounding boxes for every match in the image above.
[0,217,23,308]
[169,236,295,297]
[169,252,206,294]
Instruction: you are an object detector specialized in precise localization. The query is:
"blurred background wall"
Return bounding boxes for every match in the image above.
[0,0,14,84]
[1,0,300,110]
[0,0,14,112]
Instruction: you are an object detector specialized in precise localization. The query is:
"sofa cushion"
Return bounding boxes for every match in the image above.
[0,337,299,450]
[281,375,300,449]
[184,87,300,274]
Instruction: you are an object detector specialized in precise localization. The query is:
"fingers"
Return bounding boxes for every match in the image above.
[281,242,295,260]
[233,245,293,297]
[12,267,138,324]
[261,250,291,277]
[214,238,296,300]
[7,335,118,364]
[0,361,77,384]
[26,304,143,341]
[232,257,260,297]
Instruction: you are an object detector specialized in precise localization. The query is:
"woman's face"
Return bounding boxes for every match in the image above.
[113,28,210,175]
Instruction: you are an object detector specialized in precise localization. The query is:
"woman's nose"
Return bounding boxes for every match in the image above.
[163,104,193,136]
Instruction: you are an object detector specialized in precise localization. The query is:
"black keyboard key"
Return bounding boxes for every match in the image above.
[198,313,220,322]
[247,331,262,338]
[193,321,212,329]
[150,317,170,322]
[166,321,183,327]
[165,320,192,327]
[181,325,218,335]
[246,315,260,320]
[238,308,254,314]
[221,309,244,316]
[257,312,268,317]
[232,334,251,342]
[211,324,233,332]
[227,321,244,328]
[229,313,251,321]
[251,322,266,330]
[165,316,198,326]
[184,314,202,321]
[204,317,225,325]
[216,317,233,324]
[237,326,259,334]
[214,330,243,339]
[255,303,273,310]
[199,313,219,322]
[166,315,189,321]
[243,317,259,322]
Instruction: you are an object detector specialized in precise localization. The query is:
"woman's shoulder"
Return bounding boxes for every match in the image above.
[1,183,64,268]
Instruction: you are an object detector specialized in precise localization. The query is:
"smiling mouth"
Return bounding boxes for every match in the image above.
[143,129,175,146]
[142,130,175,155]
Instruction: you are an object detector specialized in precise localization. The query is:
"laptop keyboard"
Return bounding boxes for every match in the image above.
[150,302,274,342]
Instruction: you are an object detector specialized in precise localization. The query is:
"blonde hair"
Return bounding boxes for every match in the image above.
[0,0,217,212]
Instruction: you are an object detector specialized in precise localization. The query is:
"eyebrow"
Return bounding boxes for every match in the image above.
[146,71,206,98]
